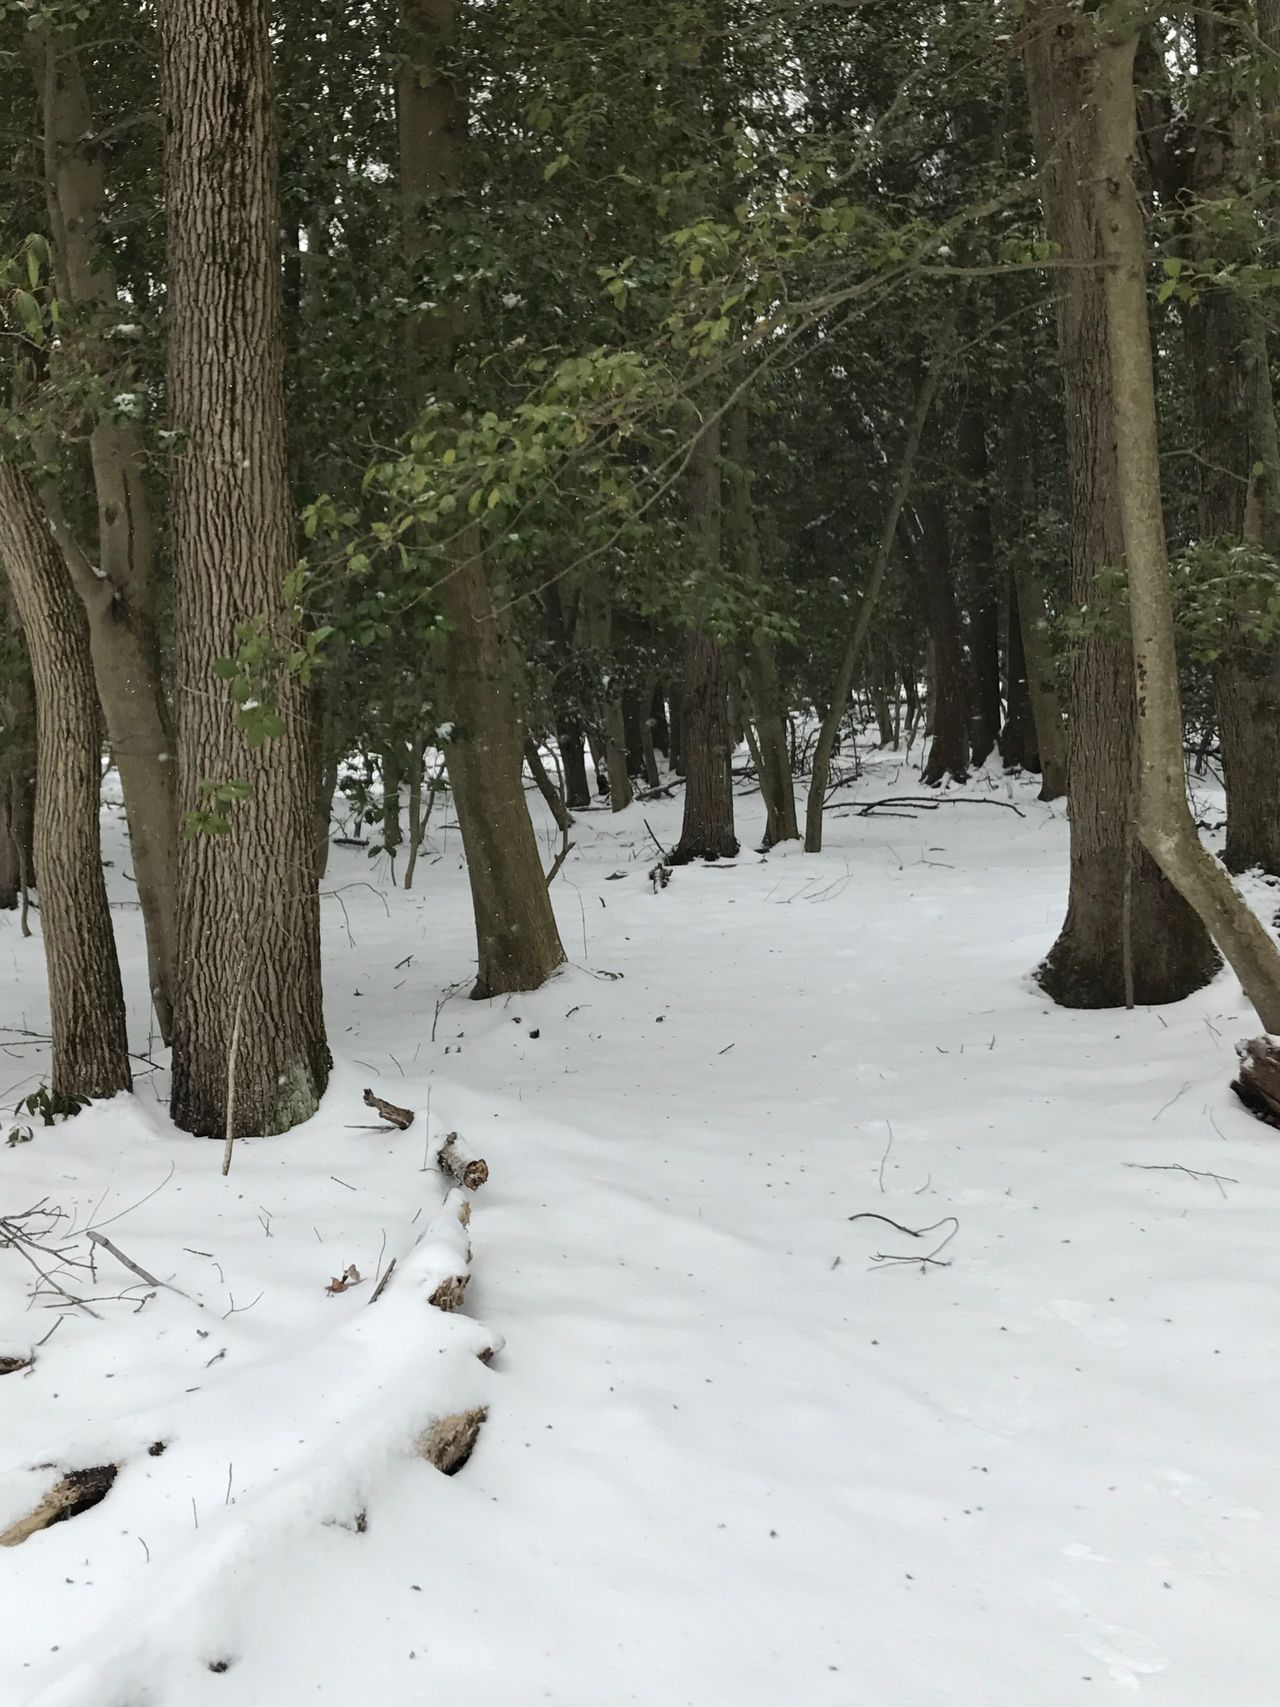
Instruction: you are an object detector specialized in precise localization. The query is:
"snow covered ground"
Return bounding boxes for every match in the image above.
[2,739,1279,1707]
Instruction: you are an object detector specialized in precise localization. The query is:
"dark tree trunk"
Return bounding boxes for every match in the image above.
[1026,3,1217,1007]
[650,688,670,757]
[999,572,1037,772]
[162,0,330,1136]
[622,692,647,778]
[672,417,737,863]
[959,405,1001,766]
[524,735,573,833]
[605,699,633,811]
[556,719,591,809]
[913,498,971,787]
[667,688,684,775]
[0,467,130,1098]
[398,0,566,997]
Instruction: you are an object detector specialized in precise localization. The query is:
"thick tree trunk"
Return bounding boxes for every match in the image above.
[1025,4,1217,1008]
[399,0,566,996]
[605,699,633,811]
[724,401,798,848]
[672,417,737,863]
[1092,28,1280,1031]
[0,467,130,1098]
[161,0,330,1137]
[914,498,972,787]
[32,28,179,1040]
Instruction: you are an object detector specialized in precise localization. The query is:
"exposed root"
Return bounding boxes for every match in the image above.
[0,1464,118,1547]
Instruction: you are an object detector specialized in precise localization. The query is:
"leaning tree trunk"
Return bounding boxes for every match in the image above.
[1025,2,1217,1009]
[0,466,130,1098]
[724,401,797,847]
[914,497,972,787]
[671,416,738,863]
[1091,26,1280,1031]
[32,25,179,1041]
[161,0,330,1137]
[399,0,566,997]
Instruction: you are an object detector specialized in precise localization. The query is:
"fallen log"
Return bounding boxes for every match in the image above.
[362,1088,414,1129]
[435,1131,488,1191]
[1232,1036,1280,1127]
[0,1464,118,1547]
[417,1408,487,1474]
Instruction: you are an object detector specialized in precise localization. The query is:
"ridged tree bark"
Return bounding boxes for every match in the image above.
[1025,3,1217,1008]
[0,466,129,1098]
[672,417,737,863]
[31,27,179,1040]
[1092,24,1280,1032]
[724,401,797,848]
[161,0,330,1137]
[398,0,566,996]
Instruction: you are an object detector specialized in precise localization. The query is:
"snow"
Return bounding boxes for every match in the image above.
[3,741,1280,1706]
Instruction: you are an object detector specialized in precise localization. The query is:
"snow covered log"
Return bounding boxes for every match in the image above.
[417,1408,487,1474]
[1232,1036,1280,1126]
[377,1188,477,1313]
[435,1130,489,1192]
[0,1465,117,1547]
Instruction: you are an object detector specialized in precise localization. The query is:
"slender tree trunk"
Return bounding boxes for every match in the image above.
[1025,3,1216,1008]
[524,735,573,833]
[1017,566,1069,802]
[1092,26,1280,1030]
[382,745,403,861]
[999,572,1035,771]
[557,719,591,809]
[399,0,565,996]
[672,416,737,863]
[724,401,797,847]
[0,466,130,1098]
[638,686,661,788]
[667,688,684,775]
[621,692,647,778]
[605,699,633,811]
[804,336,950,850]
[31,28,179,1040]
[914,497,972,787]
[959,403,1001,766]
[403,731,430,889]
[161,0,330,1137]
[650,688,670,757]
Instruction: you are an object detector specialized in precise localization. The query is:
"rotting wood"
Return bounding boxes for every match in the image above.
[362,1088,414,1129]
[0,1353,33,1375]
[0,1464,118,1547]
[436,1131,488,1191]
[416,1407,486,1475]
[1231,1036,1280,1126]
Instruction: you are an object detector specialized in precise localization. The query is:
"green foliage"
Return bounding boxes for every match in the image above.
[7,1084,89,1144]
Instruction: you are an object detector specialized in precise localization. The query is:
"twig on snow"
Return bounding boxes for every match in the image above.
[1122,1162,1237,1198]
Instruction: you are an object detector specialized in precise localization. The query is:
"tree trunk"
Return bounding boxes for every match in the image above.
[959,403,1001,766]
[382,745,403,861]
[622,691,647,778]
[650,687,670,757]
[804,334,950,851]
[31,27,179,1040]
[724,400,798,847]
[914,497,972,787]
[605,698,633,811]
[0,467,130,1098]
[556,719,591,809]
[524,735,573,833]
[1016,566,1069,802]
[672,416,737,863]
[999,572,1036,772]
[1025,4,1217,1009]
[399,0,566,997]
[403,731,431,889]
[1091,27,1280,1031]
[161,0,330,1137]
[667,688,684,775]
[1180,2,1280,874]
[638,686,661,788]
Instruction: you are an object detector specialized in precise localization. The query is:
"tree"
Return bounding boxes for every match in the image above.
[1025,1,1218,1009]
[161,0,330,1137]
[0,465,130,1098]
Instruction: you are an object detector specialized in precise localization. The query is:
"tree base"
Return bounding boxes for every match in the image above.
[1232,1037,1280,1126]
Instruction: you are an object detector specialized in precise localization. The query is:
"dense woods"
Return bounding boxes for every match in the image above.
[2,0,1280,1119]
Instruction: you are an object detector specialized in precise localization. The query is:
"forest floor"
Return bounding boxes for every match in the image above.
[1,738,1279,1707]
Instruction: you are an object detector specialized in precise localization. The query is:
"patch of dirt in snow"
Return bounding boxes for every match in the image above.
[2,751,1279,1706]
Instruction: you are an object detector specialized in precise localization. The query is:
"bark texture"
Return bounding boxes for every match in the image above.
[1025,4,1217,1008]
[33,28,179,1038]
[399,0,566,997]
[162,0,330,1136]
[1092,28,1280,1031]
[672,418,738,863]
[0,466,130,1097]
[914,497,972,787]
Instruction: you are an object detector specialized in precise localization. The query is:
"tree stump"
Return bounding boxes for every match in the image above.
[1232,1036,1280,1126]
